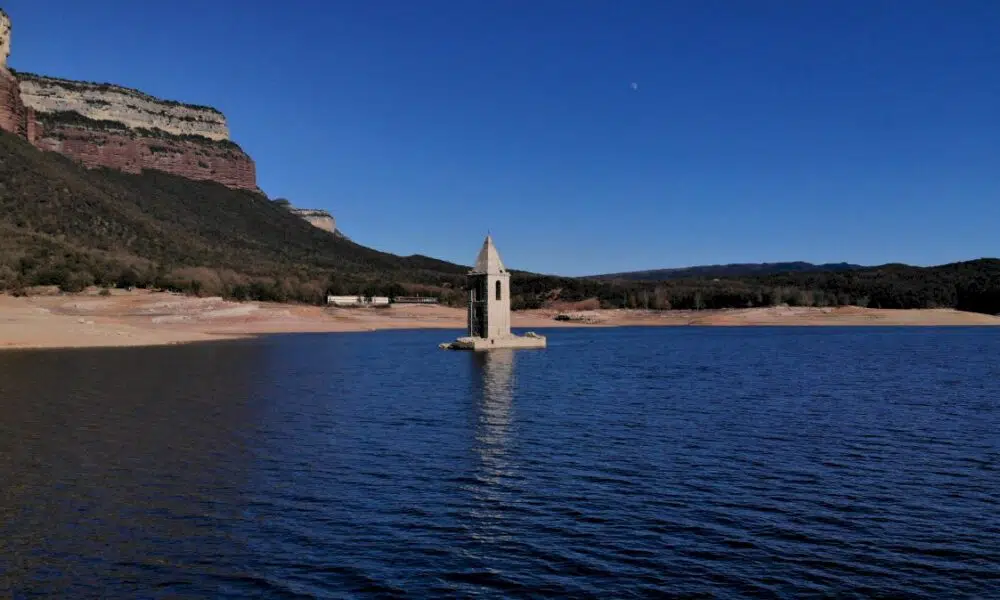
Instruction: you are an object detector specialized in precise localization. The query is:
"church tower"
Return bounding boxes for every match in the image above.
[468,235,511,339]
[441,234,545,350]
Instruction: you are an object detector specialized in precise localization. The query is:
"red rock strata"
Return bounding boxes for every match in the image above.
[0,10,258,192]
[29,116,258,191]
[0,69,25,136]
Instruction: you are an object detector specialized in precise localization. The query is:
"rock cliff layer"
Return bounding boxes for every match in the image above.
[0,9,26,136]
[289,208,336,233]
[32,111,256,190]
[0,9,10,67]
[0,68,26,136]
[0,9,257,191]
[19,73,229,141]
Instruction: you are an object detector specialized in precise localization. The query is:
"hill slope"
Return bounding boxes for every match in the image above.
[594,261,865,281]
[0,131,470,302]
[1,130,998,315]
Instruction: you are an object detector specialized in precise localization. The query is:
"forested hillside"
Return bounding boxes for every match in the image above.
[506,260,1000,314]
[0,131,470,303]
[519,260,1000,314]
[1,130,998,315]
[594,261,864,281]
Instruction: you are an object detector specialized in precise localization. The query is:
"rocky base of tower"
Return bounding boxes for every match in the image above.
[440,332,547,351]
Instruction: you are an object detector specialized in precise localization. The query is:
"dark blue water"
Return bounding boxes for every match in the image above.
[1,327,998,598]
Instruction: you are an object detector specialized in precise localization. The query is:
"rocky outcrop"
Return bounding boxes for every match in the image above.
[0,68,26,136]
[0,9,26,137]
[289,208,336,233]
[31,111,256,190]
[19,73,228,141]
[0,9,10,68]
[0,10,257,191]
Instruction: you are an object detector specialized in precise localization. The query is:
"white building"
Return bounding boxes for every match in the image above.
[327,295,389,307]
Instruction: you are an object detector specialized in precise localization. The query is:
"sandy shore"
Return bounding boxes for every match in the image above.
[2,290,998,351]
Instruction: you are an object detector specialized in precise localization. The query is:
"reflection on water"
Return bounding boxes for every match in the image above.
[466,351,517,546]
[473,350,515,456]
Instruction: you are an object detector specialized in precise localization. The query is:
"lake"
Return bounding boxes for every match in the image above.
[0,327,998,598]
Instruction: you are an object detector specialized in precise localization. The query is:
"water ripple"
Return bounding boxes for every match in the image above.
[1,328,998,597]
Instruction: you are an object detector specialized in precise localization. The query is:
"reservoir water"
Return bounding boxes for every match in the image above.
[0,327,998,598]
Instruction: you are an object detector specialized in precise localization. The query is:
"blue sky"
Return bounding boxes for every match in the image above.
[3,1,998,275]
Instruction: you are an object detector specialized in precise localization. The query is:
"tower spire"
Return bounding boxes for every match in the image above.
[472,234,505,275]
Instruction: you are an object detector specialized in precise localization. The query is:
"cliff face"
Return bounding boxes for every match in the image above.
[0,68,26,137]
[289,208,336,233]
[19,74,229,141]
[0,9,27,137]
[0,10,257,191]
[31,111,256,190]
[0,10,9,67]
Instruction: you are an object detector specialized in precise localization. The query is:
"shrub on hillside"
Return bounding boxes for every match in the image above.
[161,267,225,297]
[61,270,95,293]
[0,265,18,289]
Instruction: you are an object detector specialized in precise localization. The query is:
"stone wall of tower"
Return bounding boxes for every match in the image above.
[467,272,512,340]
[485,272,512,339]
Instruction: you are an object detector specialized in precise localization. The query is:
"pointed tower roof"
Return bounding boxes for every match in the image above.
[471,235,506,274]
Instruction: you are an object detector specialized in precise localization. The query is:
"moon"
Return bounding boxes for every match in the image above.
[631,82,639,91]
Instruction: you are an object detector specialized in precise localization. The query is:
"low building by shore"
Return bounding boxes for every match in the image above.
[326,295,390,307]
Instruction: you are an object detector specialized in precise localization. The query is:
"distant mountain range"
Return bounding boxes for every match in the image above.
[591,261,867,281]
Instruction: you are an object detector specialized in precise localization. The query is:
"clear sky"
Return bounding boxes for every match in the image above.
[3,1,998,275]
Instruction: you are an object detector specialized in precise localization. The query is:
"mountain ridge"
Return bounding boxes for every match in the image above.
[591,261,867,281]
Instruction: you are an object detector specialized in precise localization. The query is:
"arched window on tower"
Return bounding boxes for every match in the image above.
[496,280,502,301]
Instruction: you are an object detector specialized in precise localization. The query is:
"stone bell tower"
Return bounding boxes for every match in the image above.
[468,235,511,339]
[441,234,546,351]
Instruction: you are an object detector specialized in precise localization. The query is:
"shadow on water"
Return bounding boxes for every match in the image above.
[0,342,269,597]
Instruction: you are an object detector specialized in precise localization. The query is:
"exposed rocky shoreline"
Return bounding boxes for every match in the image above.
[2,289,999,351]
